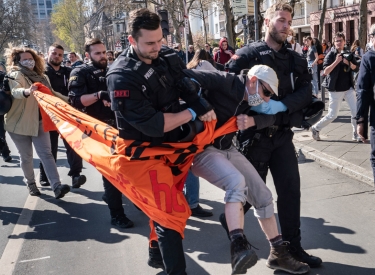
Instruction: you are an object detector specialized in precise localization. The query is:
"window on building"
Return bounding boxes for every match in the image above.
[318,0,322,10]
[47,9,52,16]
[46,0,51,8]
[300,2,305,16]
[219,21,225,31]
[339,0,345,6]
[117,24,120,33]
[215,23,218,33]
[214,7,217,17]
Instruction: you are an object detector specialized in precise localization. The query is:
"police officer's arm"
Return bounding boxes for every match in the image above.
[356,56,373,122]
[68,68,90,108]
[108,74,193,137]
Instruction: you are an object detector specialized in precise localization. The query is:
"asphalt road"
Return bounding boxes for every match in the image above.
[0,135,374,275]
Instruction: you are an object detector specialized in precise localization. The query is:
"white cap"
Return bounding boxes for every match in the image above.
[247,65,279,96]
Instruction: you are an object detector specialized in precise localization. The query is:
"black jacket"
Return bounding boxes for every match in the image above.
[68,63,114,121]
[107,46,200,143]
[322,48,359,91]
[356,50,375,130]
[183,69,248,150]
[226,41,312,129]
[45,63,71,96]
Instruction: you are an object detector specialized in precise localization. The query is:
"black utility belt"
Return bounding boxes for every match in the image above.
[257,125,290,138]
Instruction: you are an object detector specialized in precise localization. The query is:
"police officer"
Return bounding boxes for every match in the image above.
[68,38,134,229]
[225,2,322,268]
[39,43,86,188]
[107,9,215,275]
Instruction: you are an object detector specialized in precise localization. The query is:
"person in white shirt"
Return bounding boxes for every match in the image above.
[186,49,217,71]
[287,29,303,54]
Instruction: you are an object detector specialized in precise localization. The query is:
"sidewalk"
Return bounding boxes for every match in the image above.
[293,97,374,187]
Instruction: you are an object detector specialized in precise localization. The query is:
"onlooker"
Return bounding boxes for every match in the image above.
[214,38,234,66]
[187,45,195,62]
[4,47,71,198]
[221,36,235,52]
[114,51,120,59]
[311,32,360,141]
[212,47,219,56]
[204,43,213,57]
[40,43,86,189]
[174,43,185,63]
[313,37,324,89]
[65,60,71,67]
[344,40,351,51]
[187,49,216,71]
[106,50,115,67]
[356,24,375,180]
[287,29,302,54]
[321,39,327,53]
[302,37,309,58]
[324,41,333,54]
[68,52,83,68]
[0,71,12,162]
[351,40,364,58]
[306,36,320,96]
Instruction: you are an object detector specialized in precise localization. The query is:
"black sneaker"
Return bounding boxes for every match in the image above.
[39,170,50,186]
[267,242,310,274]
[2,154,12,162]
[289,246,322,268]
[54,184,70,199]
[111,215,134,228]
[231,235,258,274]
[72,175,86,188]
[28,183,41,196]
[219,213,230,241]
[147,240,165,270]
[191,204,213,217]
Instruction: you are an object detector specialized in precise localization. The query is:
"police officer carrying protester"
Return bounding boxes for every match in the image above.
[39,43,86,189]
[68,38,134,229]
[106,9,215,275]
[225,2,323,268]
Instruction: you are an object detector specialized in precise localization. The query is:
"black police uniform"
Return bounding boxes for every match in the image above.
[0,71,11,162]
[68,62,130,225]
[107,45,212,275]
[39,63,84,182]
[226,41,321,266]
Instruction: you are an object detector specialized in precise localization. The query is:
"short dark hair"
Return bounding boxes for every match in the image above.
[85,38,104,53]
[106,50,114,55]
[129,8,161,41]
[69,52,76,56]
[334,32,346,41]
[50,43,64,51]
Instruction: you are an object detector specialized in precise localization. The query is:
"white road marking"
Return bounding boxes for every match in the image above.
[32,222,56,227]
[0,195,38,275]
[19,256,50,263]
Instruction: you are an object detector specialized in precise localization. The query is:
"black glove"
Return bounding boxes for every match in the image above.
[99,91,111,102]
[189,97,213,117]
[177,77,200,95]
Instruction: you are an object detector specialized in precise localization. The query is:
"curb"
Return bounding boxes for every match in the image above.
[294,141,374,188]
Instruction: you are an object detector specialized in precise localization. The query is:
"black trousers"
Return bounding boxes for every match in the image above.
[154,221,186,275]
[40,130,83,177]
[0,115,10,156]
[243,129,302,248]
[370,126,375,181]
[103,175,125,218]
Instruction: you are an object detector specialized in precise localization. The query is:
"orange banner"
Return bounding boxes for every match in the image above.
[33,83,238,238]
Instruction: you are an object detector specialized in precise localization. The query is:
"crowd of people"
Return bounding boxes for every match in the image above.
[1,2,375,275]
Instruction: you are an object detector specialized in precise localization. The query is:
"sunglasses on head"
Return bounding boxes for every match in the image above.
[259,81,273,97]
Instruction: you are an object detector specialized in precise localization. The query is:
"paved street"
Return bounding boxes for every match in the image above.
[1,134,375,275]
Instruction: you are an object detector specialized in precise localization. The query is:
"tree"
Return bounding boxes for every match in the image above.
[358,0,368,52]
[51,0,88,53]
[318,0,328,41]
[222,0,243,47]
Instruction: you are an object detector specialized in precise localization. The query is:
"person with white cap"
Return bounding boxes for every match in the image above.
[180,65,309,275]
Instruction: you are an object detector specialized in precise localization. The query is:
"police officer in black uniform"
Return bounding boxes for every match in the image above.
[107,9,215,275]
[225,3,322,268]
[68,38,134,229]
[39,43,86,188]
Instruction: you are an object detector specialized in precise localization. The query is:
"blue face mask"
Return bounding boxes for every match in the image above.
[246,80,264,106]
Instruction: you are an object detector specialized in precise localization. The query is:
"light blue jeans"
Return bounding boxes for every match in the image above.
[184,170,199,209]
[310,64,319,96]
[191,146,274,219]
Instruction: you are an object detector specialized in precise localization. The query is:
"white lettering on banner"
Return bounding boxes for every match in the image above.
[59,121,75,133]
[144,68,154,79]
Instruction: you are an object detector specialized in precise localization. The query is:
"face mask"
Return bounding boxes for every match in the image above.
[246,80,264,106]
[20,59,35,70]
[287,35,293,42]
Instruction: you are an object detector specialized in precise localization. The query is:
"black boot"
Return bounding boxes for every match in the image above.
[72,174,86,188]
[147,240,165,270]
[289,245,322,268]
[231,235,258,274]
[154,221,186,275]
[191,204,213,217]
[39,164,50,186]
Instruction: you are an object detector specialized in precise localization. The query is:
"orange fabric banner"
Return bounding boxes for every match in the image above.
[33,83,238,238]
